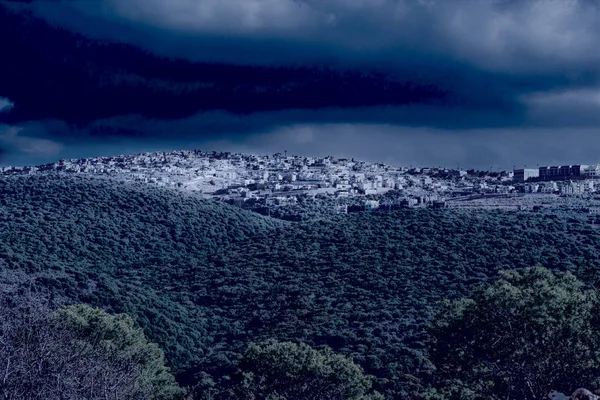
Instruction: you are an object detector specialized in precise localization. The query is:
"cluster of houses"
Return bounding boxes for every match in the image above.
[3,150,600,213]
[514,164,600,182]
[0,150,455,198]
[514,164,600,195]
[521,180,599,195]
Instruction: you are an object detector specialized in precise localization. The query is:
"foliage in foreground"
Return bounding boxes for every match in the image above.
[8,268,600,399]
[426,267,600,400]
[230,340,382,400]
[190,339,381,400]
[0,294,182,399]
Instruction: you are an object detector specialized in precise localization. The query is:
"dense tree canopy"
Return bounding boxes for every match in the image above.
[55,304,183,400]
[0,294,182,399]
[229,340,382,400]
[0,174,283,370]
[194,209,600,397]
[4,175,600,397]
[426,267,600,400]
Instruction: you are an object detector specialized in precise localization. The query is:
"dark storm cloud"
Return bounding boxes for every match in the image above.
[0,124,63,160]
[0,2,494,123]
[1,0,600,168]
[0,3,524,130]
[2,0,599,127]
[21,0,600,72]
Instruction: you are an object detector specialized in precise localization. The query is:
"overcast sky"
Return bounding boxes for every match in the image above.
[1,0,599,169]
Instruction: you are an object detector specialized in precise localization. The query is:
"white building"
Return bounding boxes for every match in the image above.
[560,184,574,195]
[583,165,600,178]
[524,184,539,193]
[513,169,539,182]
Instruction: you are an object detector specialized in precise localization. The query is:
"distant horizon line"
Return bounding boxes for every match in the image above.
[3,147,597,173]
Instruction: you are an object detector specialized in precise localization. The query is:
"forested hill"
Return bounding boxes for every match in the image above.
[194,209,600,397]
[3,175,600,398]
[0,174,284,369]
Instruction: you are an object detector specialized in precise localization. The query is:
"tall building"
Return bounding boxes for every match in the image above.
[514,168,539,182]
[538,165,587,180]
[571,165,588,176]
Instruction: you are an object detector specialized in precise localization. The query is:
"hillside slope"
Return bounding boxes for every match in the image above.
[192,209,600,397]
[4,175,600,398]
[0,174,284,370]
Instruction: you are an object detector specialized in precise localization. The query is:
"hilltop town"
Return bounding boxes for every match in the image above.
[2,150,600,219]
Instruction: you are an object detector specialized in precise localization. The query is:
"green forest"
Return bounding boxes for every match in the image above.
[2,174,600,399]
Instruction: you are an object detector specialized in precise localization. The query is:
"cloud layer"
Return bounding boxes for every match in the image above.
[202,123,600,170]
[1,0,600,168]
[0,124,63,164]
[0,97,13,113]
[5,119,600,171]
[25,0,600,73]
[3,106,600,170]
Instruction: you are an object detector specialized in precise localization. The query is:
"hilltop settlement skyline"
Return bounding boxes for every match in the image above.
[4,149,600,219]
